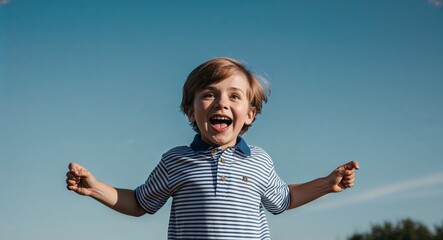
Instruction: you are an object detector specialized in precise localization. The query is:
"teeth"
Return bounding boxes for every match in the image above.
[211,116,231,121]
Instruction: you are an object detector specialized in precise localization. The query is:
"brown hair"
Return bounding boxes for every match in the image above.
[180,57,270,134]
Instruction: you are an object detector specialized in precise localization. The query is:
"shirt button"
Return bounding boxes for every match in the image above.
[221,175,226,181]
[211,149,218,154]
[220,158,225,164]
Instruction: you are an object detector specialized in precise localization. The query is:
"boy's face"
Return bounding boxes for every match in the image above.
[188,73,256,149]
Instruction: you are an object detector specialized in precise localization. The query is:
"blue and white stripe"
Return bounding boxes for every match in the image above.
[135,135,290,239]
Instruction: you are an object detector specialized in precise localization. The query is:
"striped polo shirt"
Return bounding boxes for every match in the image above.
[135,135,290,239]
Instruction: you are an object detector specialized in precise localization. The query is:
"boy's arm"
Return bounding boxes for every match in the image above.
[287,160,359,210]
[66,162,145,217]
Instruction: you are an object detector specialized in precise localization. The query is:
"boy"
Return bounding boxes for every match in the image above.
[66,57,359,239]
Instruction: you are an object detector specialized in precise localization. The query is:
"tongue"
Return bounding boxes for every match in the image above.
[212,123,228,131]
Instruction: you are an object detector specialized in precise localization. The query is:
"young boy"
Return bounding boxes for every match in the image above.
[66,57,359,239]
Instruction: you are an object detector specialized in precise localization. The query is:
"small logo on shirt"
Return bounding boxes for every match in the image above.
[242,176,248,182]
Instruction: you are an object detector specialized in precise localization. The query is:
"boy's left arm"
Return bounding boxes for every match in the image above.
[287,160,359,210]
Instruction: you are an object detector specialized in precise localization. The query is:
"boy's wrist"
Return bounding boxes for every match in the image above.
[90,181,113,201]
[318,176,335,194]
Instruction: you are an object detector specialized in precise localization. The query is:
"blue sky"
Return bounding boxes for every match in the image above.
[1,1,442,239]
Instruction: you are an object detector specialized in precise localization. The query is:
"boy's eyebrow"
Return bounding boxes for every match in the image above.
[229,87,245,94]
[202,86,246,94]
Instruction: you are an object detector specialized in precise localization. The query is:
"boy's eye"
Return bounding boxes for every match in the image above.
[202,92,215,98]
[230,94,241,100]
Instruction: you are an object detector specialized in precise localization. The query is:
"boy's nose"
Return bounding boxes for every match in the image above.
[214,97,229,109]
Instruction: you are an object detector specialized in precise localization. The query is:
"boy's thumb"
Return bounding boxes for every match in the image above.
[344,160,359,170]
[69,162,90,177]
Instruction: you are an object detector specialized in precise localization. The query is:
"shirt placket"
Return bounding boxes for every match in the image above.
[210,148,231,197]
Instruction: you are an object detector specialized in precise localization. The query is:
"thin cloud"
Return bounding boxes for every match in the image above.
[310,172,443,211]
[428,0,442,7]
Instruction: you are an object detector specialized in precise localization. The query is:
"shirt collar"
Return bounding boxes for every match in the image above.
[190,134,251,156]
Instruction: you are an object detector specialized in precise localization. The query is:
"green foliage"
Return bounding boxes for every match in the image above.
[348,218,443,240]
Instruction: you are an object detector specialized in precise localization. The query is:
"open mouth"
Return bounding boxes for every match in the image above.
[209,116,233,130]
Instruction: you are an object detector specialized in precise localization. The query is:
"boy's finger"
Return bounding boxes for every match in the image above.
[66,184,78,191]
[68,162,85,172]
[68,162,77,170]
[66,173,80,184]
[344,170,355,177]
[66,178,77,186]
[344,160,359,170]
[68,163,90,177]
[66,171,77,178]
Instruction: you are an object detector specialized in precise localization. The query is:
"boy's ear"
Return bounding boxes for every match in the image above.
[245,107,257,125]
[187,108,195,122]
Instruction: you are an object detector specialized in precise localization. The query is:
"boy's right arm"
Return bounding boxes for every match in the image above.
[66,162,146,217]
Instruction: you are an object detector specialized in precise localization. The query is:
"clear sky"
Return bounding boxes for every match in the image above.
[1,1,442,239]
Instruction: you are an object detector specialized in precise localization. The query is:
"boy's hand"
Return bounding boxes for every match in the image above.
[66,162,98,196]
[328,160,359,192]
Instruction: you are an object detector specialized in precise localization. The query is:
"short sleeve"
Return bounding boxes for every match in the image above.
[261,165,290,215]
[134,160,171,214]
